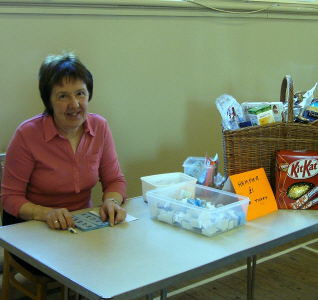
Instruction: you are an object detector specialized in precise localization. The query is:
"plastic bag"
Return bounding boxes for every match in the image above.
[215,94,245,130]
[183,154,226,188]
[291,82,318,121]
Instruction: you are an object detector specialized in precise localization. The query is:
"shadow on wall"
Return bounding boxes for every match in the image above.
[124,99,220,197]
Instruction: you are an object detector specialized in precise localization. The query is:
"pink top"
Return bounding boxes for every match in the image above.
[1,113,127,217]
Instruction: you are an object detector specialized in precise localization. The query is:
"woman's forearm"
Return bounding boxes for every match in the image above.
[19,202,53,221]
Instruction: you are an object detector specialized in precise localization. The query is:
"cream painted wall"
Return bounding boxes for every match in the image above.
[0,13,317,202]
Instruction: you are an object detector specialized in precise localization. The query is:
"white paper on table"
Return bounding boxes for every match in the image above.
[89,210,138,223]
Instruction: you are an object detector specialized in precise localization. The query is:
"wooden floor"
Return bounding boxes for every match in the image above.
[1,232,318,300]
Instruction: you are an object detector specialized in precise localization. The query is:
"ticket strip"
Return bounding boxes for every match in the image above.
[73,211,109,231]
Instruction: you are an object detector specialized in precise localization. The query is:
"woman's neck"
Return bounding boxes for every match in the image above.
[58,126,84,153]
[57,125,84,140]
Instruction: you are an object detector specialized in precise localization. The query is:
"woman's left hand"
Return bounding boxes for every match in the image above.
[99,198,127,226]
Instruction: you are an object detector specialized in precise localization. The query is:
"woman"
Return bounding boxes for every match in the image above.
[1,52,127,229]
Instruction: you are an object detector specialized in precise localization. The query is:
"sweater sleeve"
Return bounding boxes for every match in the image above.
[1,129,34,216]
[99,121,127,199]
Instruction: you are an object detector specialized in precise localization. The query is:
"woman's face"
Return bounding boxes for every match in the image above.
[50,78,89,135]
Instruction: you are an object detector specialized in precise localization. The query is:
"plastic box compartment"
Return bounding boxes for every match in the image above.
[146,182,249,237]
[140,172,197,203]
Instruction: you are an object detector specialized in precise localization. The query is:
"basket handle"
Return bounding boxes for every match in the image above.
[280,75,294,123]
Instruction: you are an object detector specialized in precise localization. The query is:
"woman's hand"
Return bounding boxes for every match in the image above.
[45,208,74,230]
[100,198,127,226]
[19,203,74,230]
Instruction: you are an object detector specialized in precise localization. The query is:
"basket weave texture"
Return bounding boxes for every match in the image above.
[222,75,318,187]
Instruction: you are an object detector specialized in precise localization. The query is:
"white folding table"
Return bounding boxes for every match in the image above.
[0,196,318,300]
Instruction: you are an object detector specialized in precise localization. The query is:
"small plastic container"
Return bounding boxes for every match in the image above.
[146,182,249,237]
[140,172,197,203]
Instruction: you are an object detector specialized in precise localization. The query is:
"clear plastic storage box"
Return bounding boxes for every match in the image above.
[146,182,249,237]
[140,172,197,203]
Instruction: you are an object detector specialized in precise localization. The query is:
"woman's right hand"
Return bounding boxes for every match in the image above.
[19,203,74,230]
[45,208,74,230]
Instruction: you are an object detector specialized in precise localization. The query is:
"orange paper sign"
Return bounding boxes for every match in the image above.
[230,168,278,221]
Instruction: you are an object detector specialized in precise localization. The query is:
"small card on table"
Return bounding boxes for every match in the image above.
[229,168,278,221]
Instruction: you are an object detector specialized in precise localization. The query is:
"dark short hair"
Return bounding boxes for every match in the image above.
[38,52,93,115]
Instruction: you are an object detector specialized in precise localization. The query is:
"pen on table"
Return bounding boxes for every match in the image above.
[68,227,78,234]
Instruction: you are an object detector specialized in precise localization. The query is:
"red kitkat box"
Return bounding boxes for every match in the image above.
[275,150,318,209]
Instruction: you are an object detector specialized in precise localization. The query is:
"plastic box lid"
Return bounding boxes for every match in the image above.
[140,172,197,202]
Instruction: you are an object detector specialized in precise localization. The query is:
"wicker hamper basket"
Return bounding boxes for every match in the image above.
[223,75,318,188]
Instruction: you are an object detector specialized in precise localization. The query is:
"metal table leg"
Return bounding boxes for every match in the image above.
[147,293,154,300]
[160,288,168,300]
[247,255,257,300]
[64,286,69,300]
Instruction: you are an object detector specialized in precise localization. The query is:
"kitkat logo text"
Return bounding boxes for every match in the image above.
[287,159,318,179]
